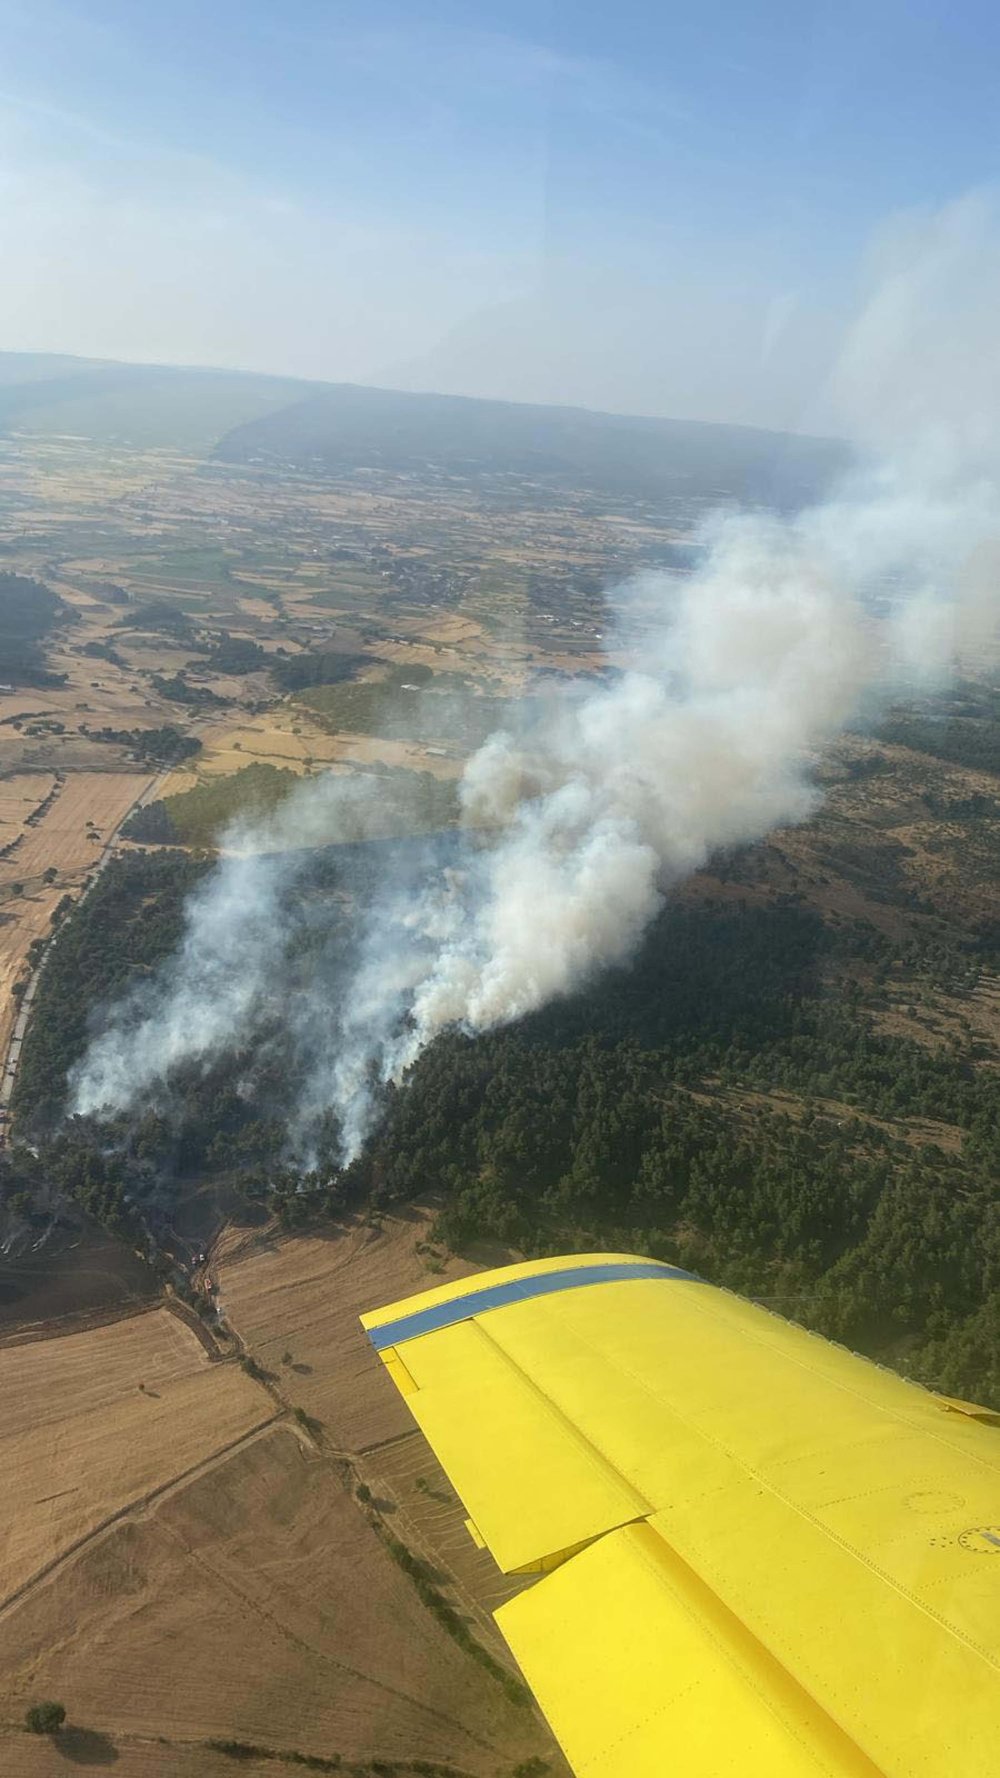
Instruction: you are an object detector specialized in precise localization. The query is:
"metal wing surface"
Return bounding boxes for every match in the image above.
[362,1252,1000,1777]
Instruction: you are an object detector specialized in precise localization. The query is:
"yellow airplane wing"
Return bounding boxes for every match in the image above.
[362,1252,1000,1777]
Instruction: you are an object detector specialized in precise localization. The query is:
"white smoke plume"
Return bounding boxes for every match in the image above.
[71,194,1000,1159]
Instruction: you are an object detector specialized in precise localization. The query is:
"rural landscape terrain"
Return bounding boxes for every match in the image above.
[1,352,999,1772]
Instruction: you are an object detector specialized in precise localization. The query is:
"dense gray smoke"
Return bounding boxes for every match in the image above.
[71,195,1000,1159]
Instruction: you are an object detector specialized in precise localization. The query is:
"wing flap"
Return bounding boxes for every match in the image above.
[497,1518,884,1778]
[363,1255,1000,1777]
[398,1316,651,1573]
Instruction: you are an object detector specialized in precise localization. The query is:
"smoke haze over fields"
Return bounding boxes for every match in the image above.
[72,195,1000,1161]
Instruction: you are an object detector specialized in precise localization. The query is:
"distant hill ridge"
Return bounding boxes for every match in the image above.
[0,350,849,503]
[215,379,848,507]
[0,352,311,449]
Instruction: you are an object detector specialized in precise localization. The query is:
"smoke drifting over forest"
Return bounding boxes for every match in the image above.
[71,196,1000,1162]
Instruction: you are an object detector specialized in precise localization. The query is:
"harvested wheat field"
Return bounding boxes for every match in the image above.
[215,1217,535,1632]
[192,713,455,779]
[6,771,150,880]
[0,1307,272,1603]
[0,882,61,1060]
[215,1212,478,1453]
[0,769,151,1061]
[193,717,335,774]
[0,1424,548,1775]
[155,767,201,797]
[0,776,55,850]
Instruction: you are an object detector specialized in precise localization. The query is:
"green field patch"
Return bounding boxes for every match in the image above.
[128,545,239,588]
[123,762,300,846]
[297,679,416,736]
[122,757,459,850]
[308,569,386,607]
[329,565,385,590]
[113,581,210,612]
[297,664,509,747]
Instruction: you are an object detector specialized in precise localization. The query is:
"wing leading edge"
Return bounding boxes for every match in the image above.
[361,1251,1000,1777]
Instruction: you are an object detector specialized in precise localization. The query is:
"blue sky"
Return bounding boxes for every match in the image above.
[1,0,999,426]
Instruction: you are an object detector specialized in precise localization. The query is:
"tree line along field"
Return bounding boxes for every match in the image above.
[0,880,59,1065]
[0,773,56,844]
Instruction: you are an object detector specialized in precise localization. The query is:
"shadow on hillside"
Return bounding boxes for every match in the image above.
[54,1726,119,1765]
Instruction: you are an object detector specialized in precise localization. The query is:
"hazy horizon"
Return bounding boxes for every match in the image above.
[4,1,1000,435]
[0,344,857,441]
